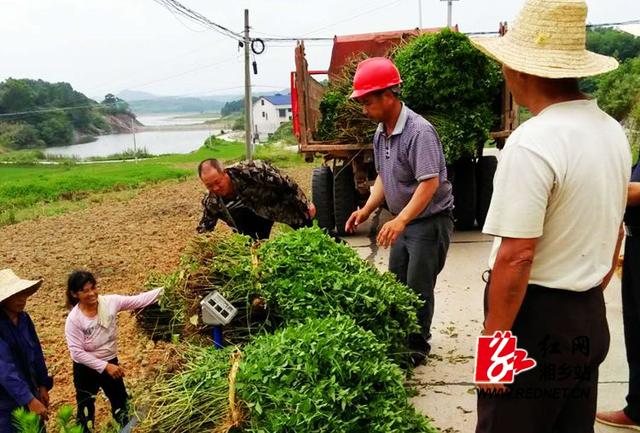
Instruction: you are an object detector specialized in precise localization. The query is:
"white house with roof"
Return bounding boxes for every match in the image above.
[252,93,292,142]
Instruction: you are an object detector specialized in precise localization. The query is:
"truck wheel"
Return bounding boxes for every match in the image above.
[452,157,477,231]
[334,164,358,236]
[312,166,335,231]
[476,155,498,229]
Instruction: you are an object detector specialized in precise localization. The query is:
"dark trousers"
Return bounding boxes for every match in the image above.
[389,213,453,355]
[623,234,640,423]
[230,207,274,240]
[477,285,610,433]
[73,358,129,432]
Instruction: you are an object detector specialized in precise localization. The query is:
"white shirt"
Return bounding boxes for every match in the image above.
[65,288,162,372]
[484,99,631,291]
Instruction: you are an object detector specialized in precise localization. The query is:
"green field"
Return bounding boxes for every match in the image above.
[0,139,246,226]
[0,138,307,227]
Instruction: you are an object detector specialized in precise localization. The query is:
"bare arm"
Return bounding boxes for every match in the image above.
[629,182,640,207]
[397,177,439,225]
[362,175,385,214]
[602,223,625,290]
[483,237,538,335]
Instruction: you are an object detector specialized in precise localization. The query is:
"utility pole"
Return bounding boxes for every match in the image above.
[418,0,423,29]
[243,9,253,161]
[440,0,459,28]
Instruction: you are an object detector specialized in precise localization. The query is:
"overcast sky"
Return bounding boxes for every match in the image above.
[1,0,638,100]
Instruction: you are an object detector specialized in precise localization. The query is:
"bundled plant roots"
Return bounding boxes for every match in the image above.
[316,54,378,143]
[237,316,437,433]
[136,232,262,343]
[135,345,243,433]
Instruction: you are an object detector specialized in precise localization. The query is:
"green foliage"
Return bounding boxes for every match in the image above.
[315,30,502,161]
[0,162,190,225]
[232,115,245,131]
[13,405,82,433]
[237,316,436,433]
[267,121,297,145]
[393,29,502,161]
[138,232,259,341]
[394,30,502,113]
[135,345,235,433]
[256,227,422,364]
[582,29,640,96]
[0,78,113,149]
[36,111,74,146]
[0,122,44,149]
[595,57,640,121]
[316,55,378,144]
[587,28,640,62]
[12,408,42,433]
[221,97,258,117]
[628,101,640,164]
[100,93,131,116]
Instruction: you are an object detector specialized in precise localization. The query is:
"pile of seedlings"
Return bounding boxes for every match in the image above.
[134,227,435,433]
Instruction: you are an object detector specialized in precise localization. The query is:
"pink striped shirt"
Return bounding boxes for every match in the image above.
[64,288,162,372]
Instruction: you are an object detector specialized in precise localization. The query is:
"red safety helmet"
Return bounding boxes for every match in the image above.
[350,57,402,99]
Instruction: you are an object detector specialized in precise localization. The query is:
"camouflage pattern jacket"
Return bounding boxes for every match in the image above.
[197,160,310,233]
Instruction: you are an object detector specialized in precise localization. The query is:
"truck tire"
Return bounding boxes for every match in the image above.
[452,157,477,231]
[312,166,335,231]
[476,155,498,229]
[334,164,358,236]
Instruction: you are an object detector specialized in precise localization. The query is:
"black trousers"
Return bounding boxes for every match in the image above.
[229,206,274,240]
[477,285,610,433]
[624,234,640,423]
[389,213,453,355]
[73,358,129,432]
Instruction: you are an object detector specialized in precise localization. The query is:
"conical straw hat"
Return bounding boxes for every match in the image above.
[471,0,618,78]
[0,269,42,304]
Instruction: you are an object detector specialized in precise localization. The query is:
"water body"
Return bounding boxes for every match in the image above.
[45,113,219,158]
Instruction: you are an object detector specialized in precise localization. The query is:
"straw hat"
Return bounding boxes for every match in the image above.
[0,269,42,304]
[471,0,618,78]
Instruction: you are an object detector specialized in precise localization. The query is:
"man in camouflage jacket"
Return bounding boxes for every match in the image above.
[197,158,316,239]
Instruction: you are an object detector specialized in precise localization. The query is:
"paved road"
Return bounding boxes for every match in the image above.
[345,210,629,433]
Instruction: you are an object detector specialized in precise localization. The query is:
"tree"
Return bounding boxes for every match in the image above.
[595,57,640,121]
[101,93,131,115]
[587,28,640,62]
[0,78,36,114]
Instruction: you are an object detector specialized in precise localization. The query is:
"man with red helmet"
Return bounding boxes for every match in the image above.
[345,57,454,366]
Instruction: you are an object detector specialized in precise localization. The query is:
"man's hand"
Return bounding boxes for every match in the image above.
[376,217,407,248]
[105,363,125,379]
[38,386,50,408]
[27,398,48,421]
[345,208,371,233]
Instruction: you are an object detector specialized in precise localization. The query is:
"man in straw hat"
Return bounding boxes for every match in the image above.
[470,0,631,432]
[0,269,52,432]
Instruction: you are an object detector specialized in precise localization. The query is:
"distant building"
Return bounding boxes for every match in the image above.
[252,94,292,142]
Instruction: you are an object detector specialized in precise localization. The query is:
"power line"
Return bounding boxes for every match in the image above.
[151,0,242,41]
[123,55,241,91]
[0,105,98,118]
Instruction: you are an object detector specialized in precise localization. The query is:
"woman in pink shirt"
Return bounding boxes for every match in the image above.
[64,270,161,432]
